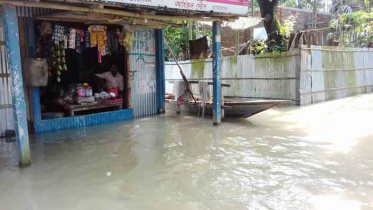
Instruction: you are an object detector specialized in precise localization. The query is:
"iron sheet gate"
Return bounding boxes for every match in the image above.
[0,19,14,137]
[130,28,157,118]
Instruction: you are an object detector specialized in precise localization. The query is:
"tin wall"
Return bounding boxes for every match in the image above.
[0,20,14,136]
[165,50,301,104]
[130,28,157,118]
[300,46,373,105]
[15,6,59,17]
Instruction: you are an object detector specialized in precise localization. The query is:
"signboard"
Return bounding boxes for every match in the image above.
[96,0,250,15]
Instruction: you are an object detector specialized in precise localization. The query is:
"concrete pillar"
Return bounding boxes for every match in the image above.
[2,4,31,166]
[212,21,222,126]
[155,29,165,114]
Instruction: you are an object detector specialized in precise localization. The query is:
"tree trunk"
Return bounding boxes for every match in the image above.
[256,0,282,49]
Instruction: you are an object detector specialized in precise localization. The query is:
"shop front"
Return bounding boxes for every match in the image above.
[0,0,249,166]
[27,20,165,133]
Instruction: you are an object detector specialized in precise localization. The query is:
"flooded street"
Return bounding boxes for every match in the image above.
[1,94,373,210]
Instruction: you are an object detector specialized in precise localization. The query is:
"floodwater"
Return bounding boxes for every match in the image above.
[1,94,373,210]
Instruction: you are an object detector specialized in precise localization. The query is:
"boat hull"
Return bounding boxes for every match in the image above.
[166,99,288,118]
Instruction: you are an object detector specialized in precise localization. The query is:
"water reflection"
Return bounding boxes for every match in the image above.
[311,195,362,210]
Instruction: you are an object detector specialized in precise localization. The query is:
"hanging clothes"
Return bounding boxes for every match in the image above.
[68,28,76,49]
[89,25,107,63]
[76,31,81,53]
[85,30,91,48]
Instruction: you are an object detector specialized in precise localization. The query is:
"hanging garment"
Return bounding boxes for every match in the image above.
[90,31,98,47]
[173,81,188,104]
[76,33,81,53]
[198,81,211,117]
[85,30,91,48]
[68,28,76,49]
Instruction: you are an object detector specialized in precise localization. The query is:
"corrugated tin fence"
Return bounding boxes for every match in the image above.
[300,46,373,105]
[0,19,14,137]
[165,50,301,104]
[166,46,373,106]
[130,29,157,118]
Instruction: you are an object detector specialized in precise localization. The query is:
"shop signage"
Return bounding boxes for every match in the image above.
[95,0,250,15]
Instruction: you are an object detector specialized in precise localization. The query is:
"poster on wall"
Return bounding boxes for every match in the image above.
[90,0,250,15]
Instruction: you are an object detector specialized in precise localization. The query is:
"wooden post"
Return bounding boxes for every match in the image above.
[2,4,31,166]
[124,49,132,108]
[212,21,222,126]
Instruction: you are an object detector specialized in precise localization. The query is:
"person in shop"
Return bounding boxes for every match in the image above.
[95,64,124,98]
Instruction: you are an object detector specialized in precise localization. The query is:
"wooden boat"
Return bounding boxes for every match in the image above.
[164,44,288,119]
[166,97,289,118]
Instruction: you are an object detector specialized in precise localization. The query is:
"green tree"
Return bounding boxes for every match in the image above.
[164,24,190,61]
[257,0,283,50]
[164,22,212,61]
[280,0,323,10]
[327,11,373,46]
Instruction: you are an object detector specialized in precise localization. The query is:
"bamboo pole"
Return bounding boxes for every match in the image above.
[0,0,229,22]
[164,38,197,104]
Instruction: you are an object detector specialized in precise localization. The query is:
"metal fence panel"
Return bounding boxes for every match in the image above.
[165,50,301,104]
[300,46,373,105]
[0,19,14,137]
[130,28,157,118]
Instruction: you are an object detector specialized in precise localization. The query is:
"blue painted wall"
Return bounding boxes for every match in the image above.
[34,109,134,133]
[31,82,134,133]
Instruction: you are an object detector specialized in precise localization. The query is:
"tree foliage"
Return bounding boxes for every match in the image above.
[327,11,373,46]
[280,0,323,10]
[257,0,283,50]
[164,23,190,61]
[164,22,212,61]
[254,0,297,54]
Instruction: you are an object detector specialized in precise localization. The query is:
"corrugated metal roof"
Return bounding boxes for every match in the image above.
[16,6,59,17]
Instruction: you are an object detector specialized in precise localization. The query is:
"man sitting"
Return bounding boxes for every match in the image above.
[95,64,124,97]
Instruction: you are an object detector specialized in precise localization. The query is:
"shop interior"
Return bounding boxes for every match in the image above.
[34,21,132,119]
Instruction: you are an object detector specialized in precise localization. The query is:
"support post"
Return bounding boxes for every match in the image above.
[25,17,36,59]
[2,4,31,166]
[25,17,42,128]
[212,21,222,126]
[155,29,165,114]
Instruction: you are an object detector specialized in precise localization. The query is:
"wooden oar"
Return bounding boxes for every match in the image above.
[164,39,197,104]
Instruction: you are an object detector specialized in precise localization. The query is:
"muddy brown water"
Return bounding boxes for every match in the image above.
[1,94,373,210]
